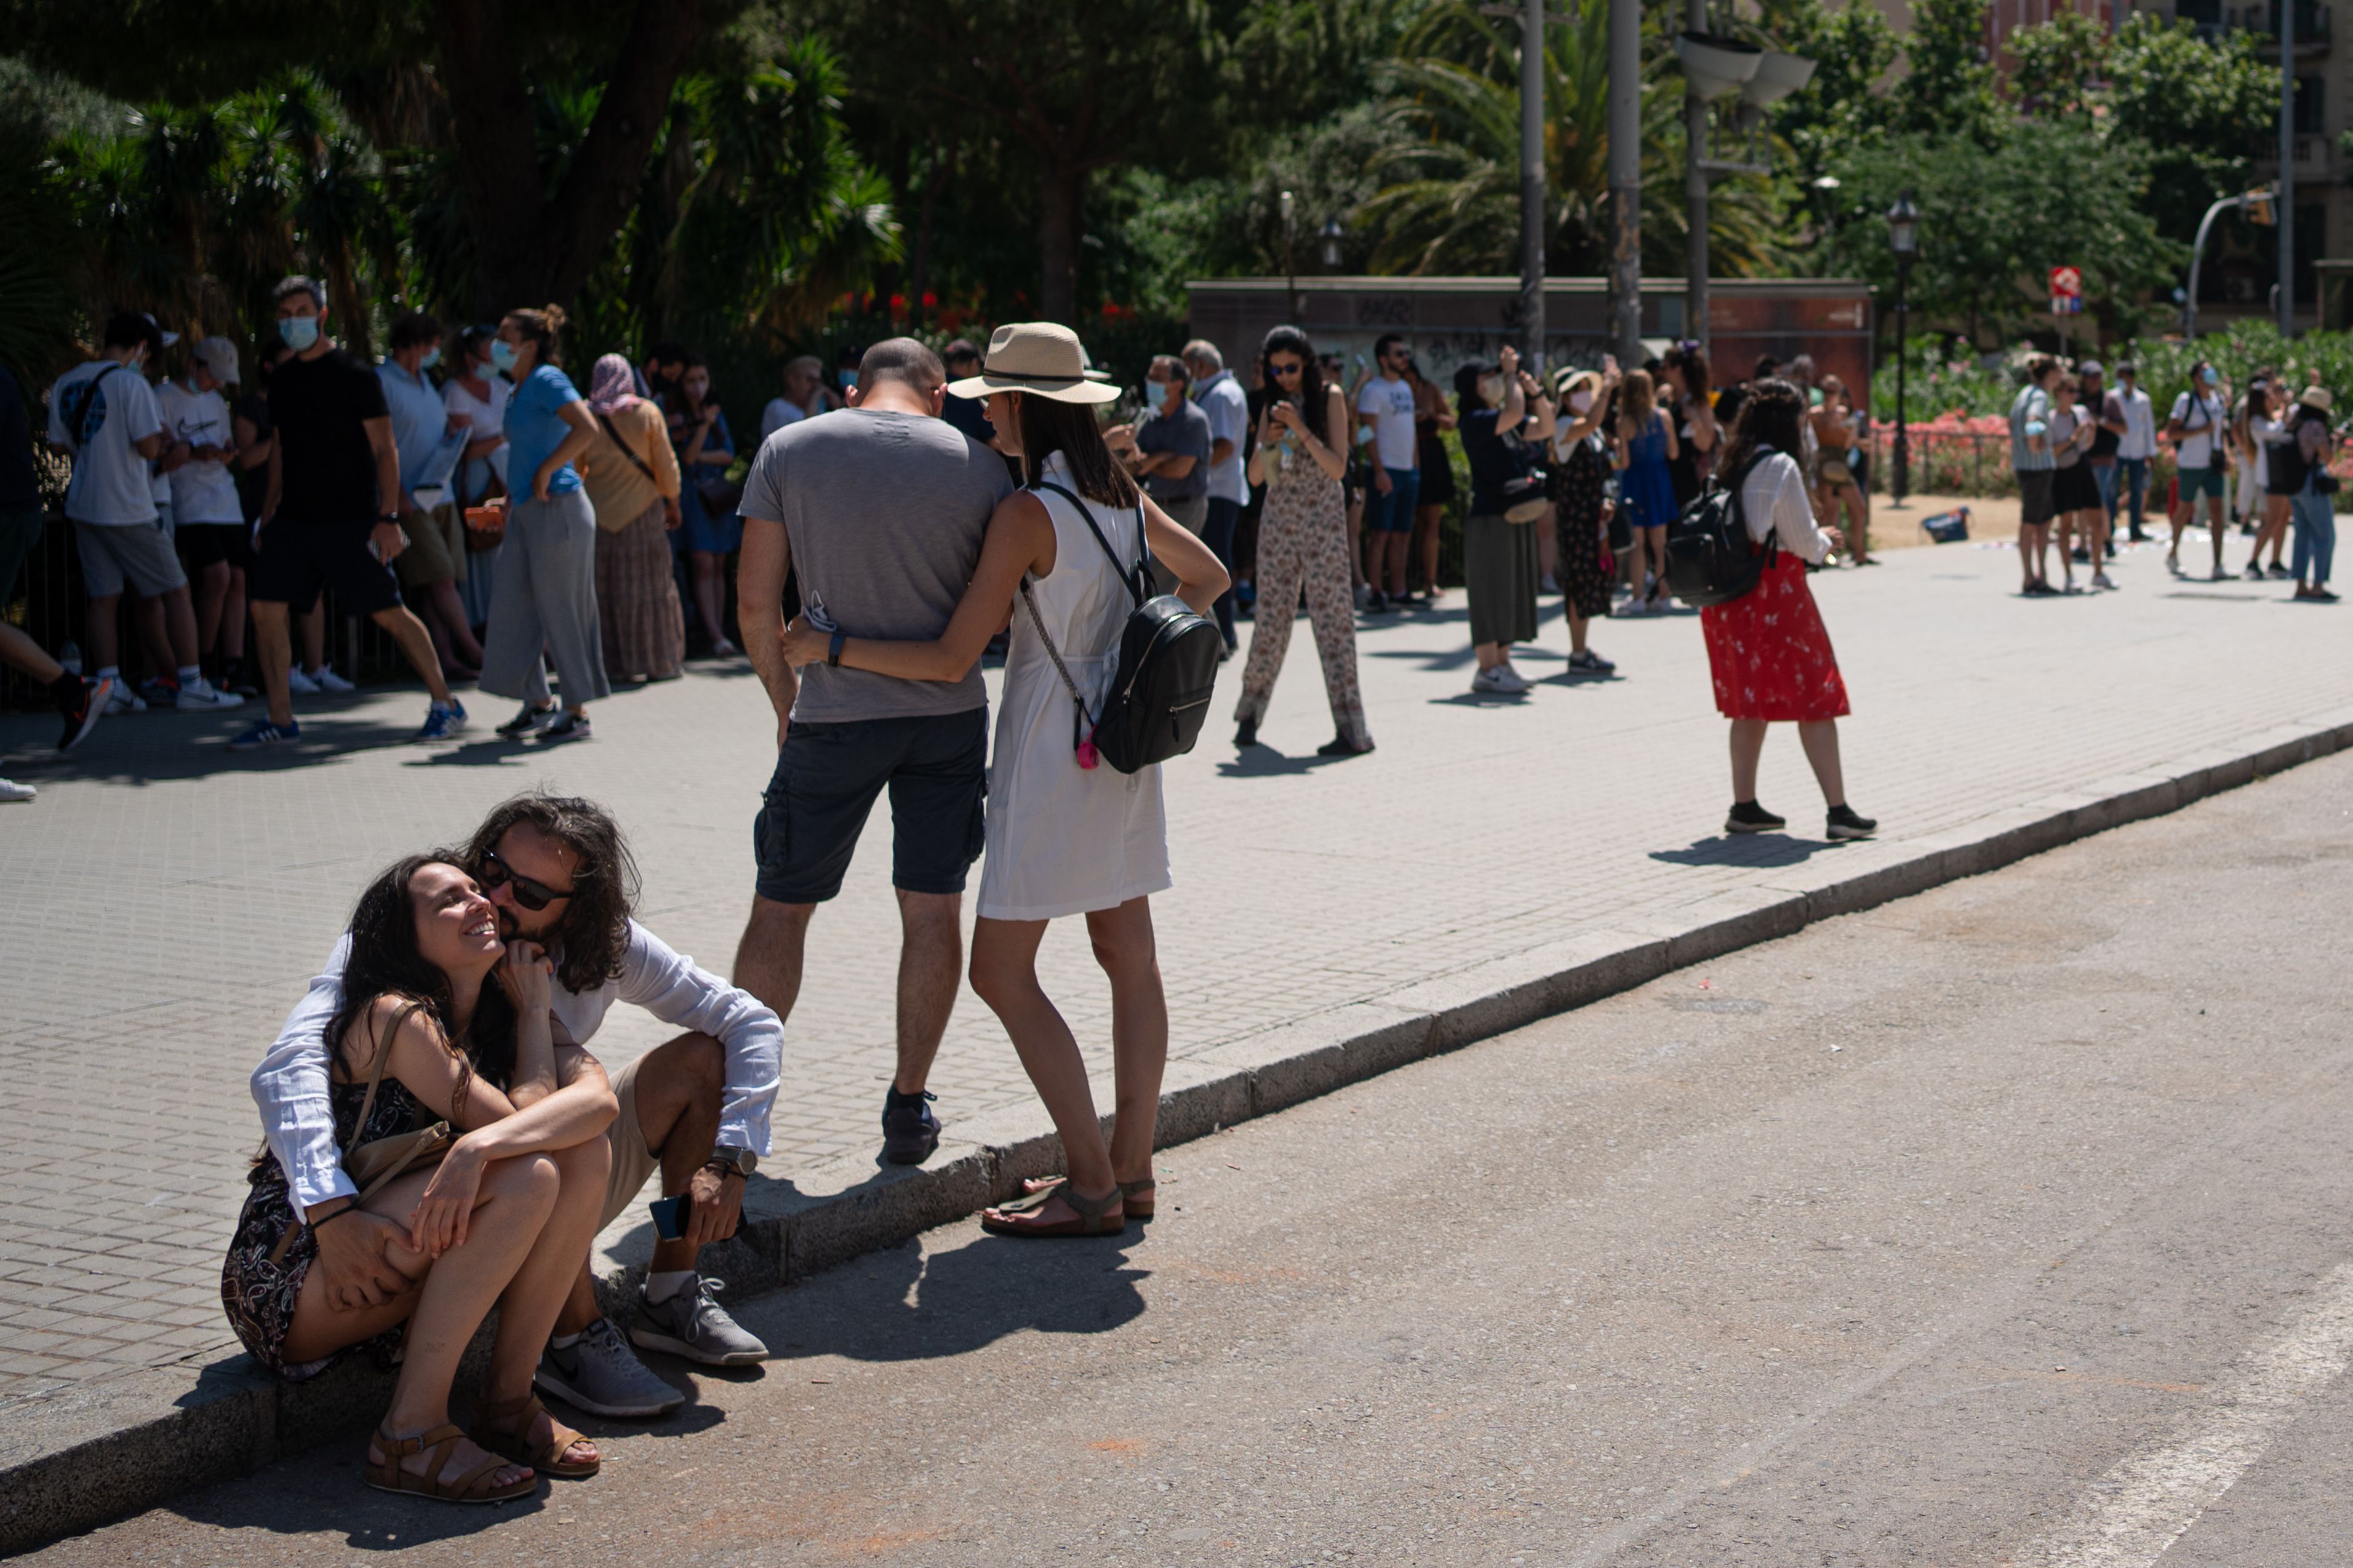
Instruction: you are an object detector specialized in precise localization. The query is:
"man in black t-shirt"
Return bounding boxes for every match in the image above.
[235,276,463,751]
[0,361,112,780]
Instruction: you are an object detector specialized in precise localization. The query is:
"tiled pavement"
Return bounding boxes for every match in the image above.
[2,531,2346,1404]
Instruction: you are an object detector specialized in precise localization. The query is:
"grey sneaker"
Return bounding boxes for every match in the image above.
[534,1317,685,1419]
[629,1277,770,1366]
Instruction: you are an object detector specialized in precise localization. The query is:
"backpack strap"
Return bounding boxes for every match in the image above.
[1037,479,1151,607]
[74,362,127,447]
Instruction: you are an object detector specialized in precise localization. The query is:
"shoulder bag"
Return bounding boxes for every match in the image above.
[265,998,456,1267]
[594,410,663,532]
[1021,480,1223,774]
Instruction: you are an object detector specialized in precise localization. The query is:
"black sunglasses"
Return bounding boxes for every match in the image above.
[479,849,575,911]
[1268,359,1304,376]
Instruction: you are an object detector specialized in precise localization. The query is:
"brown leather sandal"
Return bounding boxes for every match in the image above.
[473,1391,599,1478]
[366,1423,538,1503]
[980,1181,1124,1237]
[1006,1174,1156,1220]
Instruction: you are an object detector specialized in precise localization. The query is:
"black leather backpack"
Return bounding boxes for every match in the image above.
[1662,453,1773,607]
[1026,481,1222,773]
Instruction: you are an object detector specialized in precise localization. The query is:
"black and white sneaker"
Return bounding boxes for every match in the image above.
[1826,805,1878,841]
[881,1088,940,1165]
[540,712,592,742]
[1725,800,1787,834]
[497,702,555,738]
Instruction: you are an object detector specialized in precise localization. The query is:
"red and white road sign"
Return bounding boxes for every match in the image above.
[2050,265,2083,316]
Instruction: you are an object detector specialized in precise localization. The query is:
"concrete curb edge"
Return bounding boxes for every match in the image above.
[8,712,2349,1554]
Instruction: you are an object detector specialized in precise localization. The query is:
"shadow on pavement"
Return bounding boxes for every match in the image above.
[4,713,426,784]
[1650,833,1843,868]
[1213,744,1365,777]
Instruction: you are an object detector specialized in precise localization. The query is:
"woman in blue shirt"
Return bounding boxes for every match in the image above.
[478,305,609,742]
[668,357,740,658]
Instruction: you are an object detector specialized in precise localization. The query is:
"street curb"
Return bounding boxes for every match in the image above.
[9,712,2351,1555]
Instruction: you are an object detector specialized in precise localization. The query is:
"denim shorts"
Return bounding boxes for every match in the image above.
[754,707,988,904]
[1364,466,1421,533]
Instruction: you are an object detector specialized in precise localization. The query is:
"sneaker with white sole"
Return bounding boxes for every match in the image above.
[629,1278,770,1366]
[2091,571,2116,591]
[497,703,556,738]
[414,699,468,741]
[1470,667,1517,696]
[138,675,180,707]
[308,666,356,693]
[0,778,34,803]
[1565,648,1616,674]
[228,718,300,750]
[58,675,111,751]
[286,666,321,694]
[175,677,244,710]
[1494,664,1533,693]
[535,1317,685,1419]
[104,683,148,715]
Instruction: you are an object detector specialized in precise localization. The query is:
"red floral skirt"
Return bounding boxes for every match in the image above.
[1699,551,1851,721]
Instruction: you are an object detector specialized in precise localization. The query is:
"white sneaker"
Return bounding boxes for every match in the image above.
[1471,667,1515,696]
[286,666,321,694]
[175,678,244,710]
[2091,571,2116,591]
[1495,663,1533,693]
[103,683,147,715]
[308,666,356,694]
[0,778,34,803]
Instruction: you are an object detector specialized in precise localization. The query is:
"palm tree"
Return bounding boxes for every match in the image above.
[1359,0,1786,281]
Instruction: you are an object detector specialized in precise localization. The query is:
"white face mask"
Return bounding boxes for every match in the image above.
[1478,376,1506,408]
[1568,390,1594,414]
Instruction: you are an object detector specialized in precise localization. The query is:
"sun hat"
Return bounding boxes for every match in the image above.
[191,335,239,384]
[2299,386,2334,412]
[1552,367,1604,403]
[945,322,1119,404]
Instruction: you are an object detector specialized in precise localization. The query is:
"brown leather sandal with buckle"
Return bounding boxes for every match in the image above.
[473,1391,599,1478]
[980,1181,1125,1237]
[1005,1174,1157,1221]
[366,1423,538,1503]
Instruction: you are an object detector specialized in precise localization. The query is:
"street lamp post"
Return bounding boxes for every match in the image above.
[1887,194,1919,507]
[1280,189,1297,322]
[1319,218,1345,272]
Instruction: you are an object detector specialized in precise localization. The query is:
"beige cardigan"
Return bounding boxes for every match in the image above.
[580,399,681,530]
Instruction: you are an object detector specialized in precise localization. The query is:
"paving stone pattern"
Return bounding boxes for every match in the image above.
[2,535,2345,1403]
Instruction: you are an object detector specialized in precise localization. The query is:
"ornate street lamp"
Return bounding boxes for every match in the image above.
[1887,193,1919,505]
[1319,218,1346,272]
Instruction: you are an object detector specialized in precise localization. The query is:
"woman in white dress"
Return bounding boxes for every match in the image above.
[780,322,1228,1237]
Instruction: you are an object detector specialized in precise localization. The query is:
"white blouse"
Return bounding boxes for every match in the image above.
[1738,451,1832,565]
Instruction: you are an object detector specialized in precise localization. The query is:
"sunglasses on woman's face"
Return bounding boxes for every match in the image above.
[1268,360,1304,378]
[479,849,574,911]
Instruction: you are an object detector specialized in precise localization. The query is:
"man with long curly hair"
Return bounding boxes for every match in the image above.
[251,792,783,1420]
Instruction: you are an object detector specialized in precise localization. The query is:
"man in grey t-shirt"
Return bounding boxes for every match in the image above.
[733,338,1013,1164]
[1110,354,1212,534]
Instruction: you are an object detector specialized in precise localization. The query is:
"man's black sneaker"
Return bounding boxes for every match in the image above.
[881,1088,940,1164]
[55,674,107,752]
[1725,800,1786,834]
[1826,805,1878,841]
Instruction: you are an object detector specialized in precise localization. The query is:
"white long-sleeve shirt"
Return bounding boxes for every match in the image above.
[1738,450,1833,565]
[251,920,783,1211]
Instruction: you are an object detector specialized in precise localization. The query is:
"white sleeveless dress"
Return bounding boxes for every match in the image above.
[976,452,1172,921]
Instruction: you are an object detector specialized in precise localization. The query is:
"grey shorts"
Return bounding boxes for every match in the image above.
[75,517,188,598]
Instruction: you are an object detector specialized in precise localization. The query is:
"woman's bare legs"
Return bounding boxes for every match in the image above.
[482,1137,609,1466]
[1085,897,1169,1187]
[279,1155,560,1490]
[690,551,734,654]
[969,917,1122,1230]
[1640,526,1668,605]
[1729,717,1768,802]
[1797,718,1848,808]
[1413,503,1444,597]
[1566,606,1589,655]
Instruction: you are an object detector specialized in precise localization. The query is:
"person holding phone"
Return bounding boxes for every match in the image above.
[223,855,617,1500]
[669,355,741,658]
[1233,325,1373,756]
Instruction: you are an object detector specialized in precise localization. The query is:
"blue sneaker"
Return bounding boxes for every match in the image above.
[415,699,468,741]
[228,718,300,751]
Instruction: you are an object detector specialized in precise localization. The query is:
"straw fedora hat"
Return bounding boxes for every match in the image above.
[1551,367,1604,404]
[945,322,1119,404]
[2299,385,2335,413]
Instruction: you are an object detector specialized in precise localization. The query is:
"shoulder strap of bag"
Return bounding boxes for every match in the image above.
[76,363,126,446]
[1037,479,1150,608]
[597,410,660,484]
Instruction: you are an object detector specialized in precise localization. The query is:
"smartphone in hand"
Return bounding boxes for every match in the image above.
[649,1195,688,1241]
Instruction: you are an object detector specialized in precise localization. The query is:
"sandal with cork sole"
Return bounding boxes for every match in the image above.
[365,1423,538,1503]
[473,1391,600,1478]
[980,1180,1125,1237]
[1007,1174,1157,1222]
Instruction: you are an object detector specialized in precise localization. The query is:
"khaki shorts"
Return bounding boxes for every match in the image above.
[75,517,188,598]
[598,1051,661,1232]
[396,502,467,587]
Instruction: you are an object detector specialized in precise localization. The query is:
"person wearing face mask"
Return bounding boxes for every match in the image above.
[237,277,465,749]
[445,326,512,631]
[379,312,485,682]
[1106,354,1212,538]
[476,304,607,742]
[1456,348,1556,693]
[1548,364,1620,675]
[2103,360,2157,543]
[2165,360,2233,579]
[48,312,245,717]
[158,336,257,690]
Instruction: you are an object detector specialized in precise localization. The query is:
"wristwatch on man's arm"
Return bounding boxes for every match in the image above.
[705,1145,758,1180]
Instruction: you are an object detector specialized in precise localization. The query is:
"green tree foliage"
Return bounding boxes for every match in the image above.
[1885,0,2004,146]
[1769,0,1899,186]
[2008,10,2109,118]
[2103,14,2279,245]
[1826,124,2181,348]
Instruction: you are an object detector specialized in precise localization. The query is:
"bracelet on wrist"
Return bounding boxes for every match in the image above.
[310,1201,357,1232]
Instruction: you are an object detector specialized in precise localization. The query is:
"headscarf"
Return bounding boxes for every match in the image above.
[587,352,639,415]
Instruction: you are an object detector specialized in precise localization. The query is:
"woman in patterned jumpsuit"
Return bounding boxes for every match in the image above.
[1234,326,1373,757]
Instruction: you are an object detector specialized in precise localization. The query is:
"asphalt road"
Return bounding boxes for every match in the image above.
[30,749,2353,1567]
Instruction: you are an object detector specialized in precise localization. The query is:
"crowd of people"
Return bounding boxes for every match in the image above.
[2008,353,2339,601]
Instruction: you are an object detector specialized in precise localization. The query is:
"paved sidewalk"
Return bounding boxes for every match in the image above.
[2,535,2347,1404]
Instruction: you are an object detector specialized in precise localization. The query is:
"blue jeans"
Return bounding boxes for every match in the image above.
[1200,497,1242,649]
[2112,457,2149,533]
[1365,466,1420,533]
[2291,480,2336,584]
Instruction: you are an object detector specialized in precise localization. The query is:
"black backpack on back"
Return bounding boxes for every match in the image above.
[1029,480,1223,773]
[1662,453,1773,608]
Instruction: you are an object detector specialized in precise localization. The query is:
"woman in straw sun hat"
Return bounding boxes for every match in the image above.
[781,322,1228,1236]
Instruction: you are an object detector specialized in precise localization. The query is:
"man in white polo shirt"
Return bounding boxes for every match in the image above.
[47,311,242,714]
[1183,338,1247,653]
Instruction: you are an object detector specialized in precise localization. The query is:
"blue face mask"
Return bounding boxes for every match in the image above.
[278,316,320,351]
[490,339,519,374]
[420,346,441,371]
[2201,367,2219,387]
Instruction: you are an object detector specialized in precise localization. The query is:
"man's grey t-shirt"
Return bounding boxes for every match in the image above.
[738,407,1013,723]
[1137,400,1212,503]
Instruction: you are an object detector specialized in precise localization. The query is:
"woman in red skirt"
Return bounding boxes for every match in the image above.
[1701,379,1877,842]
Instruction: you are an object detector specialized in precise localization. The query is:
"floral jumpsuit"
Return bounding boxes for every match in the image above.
[1235,434,1372,749]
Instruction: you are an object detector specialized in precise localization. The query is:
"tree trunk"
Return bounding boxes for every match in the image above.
[908,133,951,331]
[1038,161,1084,324]
[434,0,706,319]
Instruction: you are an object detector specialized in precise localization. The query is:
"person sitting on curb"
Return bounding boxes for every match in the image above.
[252,792,783,1420]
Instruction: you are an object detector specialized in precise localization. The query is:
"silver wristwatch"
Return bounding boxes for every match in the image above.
[705,1144,757,1178]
